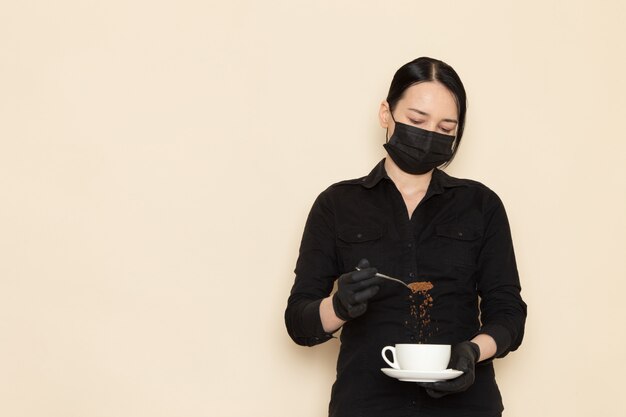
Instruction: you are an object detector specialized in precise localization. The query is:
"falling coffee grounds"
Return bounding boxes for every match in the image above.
[407,281,435,343]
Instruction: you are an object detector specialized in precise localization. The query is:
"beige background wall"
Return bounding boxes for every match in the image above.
[1,1,625,416]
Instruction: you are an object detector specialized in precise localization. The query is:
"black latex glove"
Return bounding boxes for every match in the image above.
[418,341,481,398]
[332,259,382,321]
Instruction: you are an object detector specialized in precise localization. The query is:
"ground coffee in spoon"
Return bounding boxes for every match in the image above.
[408,281,433,293]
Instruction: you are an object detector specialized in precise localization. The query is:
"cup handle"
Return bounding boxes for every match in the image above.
[381,346,399,369]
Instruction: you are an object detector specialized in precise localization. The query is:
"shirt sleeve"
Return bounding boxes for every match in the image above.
[284,189,340,346]
[475,191,527,358]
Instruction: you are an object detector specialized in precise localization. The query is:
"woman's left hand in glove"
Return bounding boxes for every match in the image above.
[417,341,481,398]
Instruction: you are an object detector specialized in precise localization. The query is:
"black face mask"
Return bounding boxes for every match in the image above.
[383,119,455,175]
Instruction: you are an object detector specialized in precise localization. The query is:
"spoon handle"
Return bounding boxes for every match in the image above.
[375,272,410,288]
[355,268,410,288]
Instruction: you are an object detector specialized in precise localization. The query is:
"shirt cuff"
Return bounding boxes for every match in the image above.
[300,299,335,346]
[477,323,512,358]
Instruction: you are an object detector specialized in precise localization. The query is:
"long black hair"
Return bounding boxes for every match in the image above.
[386,57,467,165]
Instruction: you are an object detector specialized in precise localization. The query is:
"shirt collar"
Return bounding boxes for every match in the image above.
[360,159,390,188]
[361,158,465,194]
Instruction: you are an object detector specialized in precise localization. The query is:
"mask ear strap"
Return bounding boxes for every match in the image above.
[451,102,461,151]
[386,108,396,144]
[451,122,460,152]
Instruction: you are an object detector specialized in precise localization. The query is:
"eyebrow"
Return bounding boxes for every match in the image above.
[408,108,458,124]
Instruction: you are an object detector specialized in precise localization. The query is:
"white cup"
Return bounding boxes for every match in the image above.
[381,344,451,371]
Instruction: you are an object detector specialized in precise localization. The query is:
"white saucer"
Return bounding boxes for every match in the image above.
[381,368,463,382]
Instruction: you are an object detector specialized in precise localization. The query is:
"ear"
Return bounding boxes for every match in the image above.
[378,100,391,128]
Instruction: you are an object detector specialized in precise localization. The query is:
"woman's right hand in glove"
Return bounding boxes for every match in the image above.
[332,259,382,321]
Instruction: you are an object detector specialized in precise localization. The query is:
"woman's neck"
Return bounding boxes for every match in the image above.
[384,157,433,196]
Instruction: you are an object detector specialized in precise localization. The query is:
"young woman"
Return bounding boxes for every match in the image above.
[285,57,527,417]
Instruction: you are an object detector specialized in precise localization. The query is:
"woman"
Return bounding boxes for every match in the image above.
[285,57,527,417]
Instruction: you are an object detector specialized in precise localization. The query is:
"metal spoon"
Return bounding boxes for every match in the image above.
[355,267,411,290]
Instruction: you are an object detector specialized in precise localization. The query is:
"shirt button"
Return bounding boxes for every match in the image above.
[409,272,415,278]
[411,400,417,406]
[408,242,413,248]
[409,335,416,341]
[356,233,363,239]
[458,232,464,237]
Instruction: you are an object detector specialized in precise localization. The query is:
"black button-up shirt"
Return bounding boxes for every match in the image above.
[285,159,527,417]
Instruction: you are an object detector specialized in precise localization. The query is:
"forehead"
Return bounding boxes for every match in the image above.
[398,81,458,118]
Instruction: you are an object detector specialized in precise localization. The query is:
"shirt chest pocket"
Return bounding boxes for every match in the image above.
[336,226,385,271]
[435,224,482,268]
